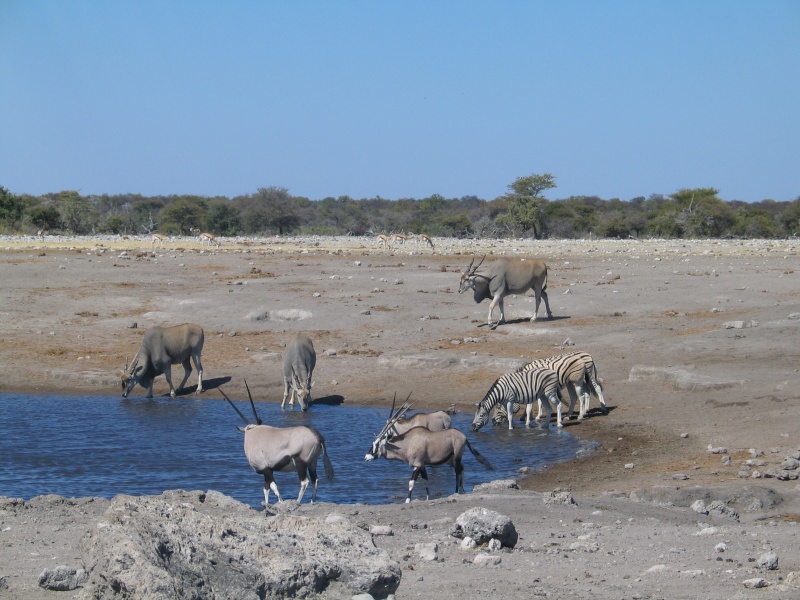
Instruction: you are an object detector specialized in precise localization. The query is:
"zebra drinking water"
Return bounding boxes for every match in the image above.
[472,368,561,431]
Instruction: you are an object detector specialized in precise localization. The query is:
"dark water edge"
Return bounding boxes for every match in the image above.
[0,392,597,507]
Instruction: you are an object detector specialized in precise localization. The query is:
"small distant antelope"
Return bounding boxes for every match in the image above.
[37,229,45,240]
[365,397,493,503]
[199,232,220,249]
[376,234,393,249]
[417,234,434,250]
[221,384,334,505]
[150,233,167,248]
[390,232,415,246]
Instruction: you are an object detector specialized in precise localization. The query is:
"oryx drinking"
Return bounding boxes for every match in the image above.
[365,399,493,503]
[222,384,334,505]
[121,323,204,398]
[282,333,316,411]
[459,255,553,328]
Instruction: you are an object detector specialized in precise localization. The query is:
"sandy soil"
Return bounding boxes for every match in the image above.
[1,233,799,599]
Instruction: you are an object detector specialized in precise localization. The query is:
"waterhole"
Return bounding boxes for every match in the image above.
[0,392,596,506]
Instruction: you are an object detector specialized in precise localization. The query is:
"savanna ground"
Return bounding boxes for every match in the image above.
[0,233,799,599]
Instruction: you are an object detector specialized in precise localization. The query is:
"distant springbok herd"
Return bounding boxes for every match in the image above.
[119,252,609,505]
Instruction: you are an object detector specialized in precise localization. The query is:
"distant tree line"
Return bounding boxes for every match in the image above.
[1,175,799,240]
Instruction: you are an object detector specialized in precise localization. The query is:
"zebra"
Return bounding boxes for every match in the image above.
[472,368,562,431]
[493,351,607,427]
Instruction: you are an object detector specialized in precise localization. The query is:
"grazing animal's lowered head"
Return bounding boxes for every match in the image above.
[121,323,204,399]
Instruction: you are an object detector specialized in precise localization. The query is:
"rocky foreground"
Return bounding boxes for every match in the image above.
[2,477,800,600]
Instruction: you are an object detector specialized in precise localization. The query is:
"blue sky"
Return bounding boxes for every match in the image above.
[1,1,798,203]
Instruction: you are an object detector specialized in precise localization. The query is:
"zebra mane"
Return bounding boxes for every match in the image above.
[478,376,509,412]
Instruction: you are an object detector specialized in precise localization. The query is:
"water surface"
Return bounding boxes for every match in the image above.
[0,392,595,506]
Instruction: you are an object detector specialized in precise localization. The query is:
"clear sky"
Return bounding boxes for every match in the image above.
[1,1,798,203]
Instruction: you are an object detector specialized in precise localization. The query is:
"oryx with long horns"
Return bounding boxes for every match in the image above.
[222,382,334,505]
[365,395,493,503]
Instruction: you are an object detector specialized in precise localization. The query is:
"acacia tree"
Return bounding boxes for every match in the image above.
[58,191,96,234]
[502,173,557,238]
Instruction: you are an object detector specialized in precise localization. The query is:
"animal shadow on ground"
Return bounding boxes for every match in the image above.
[172,376,232,397]
[479,315,571,329]
[312,394,345,406]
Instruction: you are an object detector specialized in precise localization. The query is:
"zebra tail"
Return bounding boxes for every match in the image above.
[322,443,335,482]
[466,440,494,471]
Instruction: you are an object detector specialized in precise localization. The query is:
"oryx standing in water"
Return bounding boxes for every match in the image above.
[459,255,553,328]
[222,384,334,505]
[389,409,451,436]
[282,333,316,411]
[121,323,204,398]
[365,398,493,503]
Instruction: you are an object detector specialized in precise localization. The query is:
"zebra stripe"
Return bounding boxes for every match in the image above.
[472,368,561,431]
[516,351,606,419]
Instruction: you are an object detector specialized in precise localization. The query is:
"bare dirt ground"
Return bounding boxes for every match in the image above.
[1,233,799,599]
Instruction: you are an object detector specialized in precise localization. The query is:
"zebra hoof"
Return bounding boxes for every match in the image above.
[601,407,609,415]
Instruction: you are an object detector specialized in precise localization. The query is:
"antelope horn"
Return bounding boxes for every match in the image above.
[244,379,261,425]
[470,254,486,275]
[220,387,250,426]
[463,256,475,274]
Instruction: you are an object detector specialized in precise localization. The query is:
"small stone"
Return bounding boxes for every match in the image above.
[487,538,502,551]
[460,536,477,550]
[624,463,635,469]
[757,551,779,570]
[416,543,438,562]
[369,525,393,536]
[680,432,689,438]
[743,577,768,589]
[473,553,502,566]
[780,458,799,470]
[673,473,689,480]
[715,543,727,553]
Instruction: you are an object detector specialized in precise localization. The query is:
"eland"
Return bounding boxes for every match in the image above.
[281,333,317,411]
[365,398,493,503]
[222,383,334,505]
[459,255,553,328]
[121,323,204,398]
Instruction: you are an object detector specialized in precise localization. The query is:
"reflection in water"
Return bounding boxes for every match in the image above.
[0,392,596,507]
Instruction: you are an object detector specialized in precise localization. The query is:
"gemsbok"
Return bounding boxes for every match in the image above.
[281,333,316,411]
[389,409,451,436]
[472,368,562,431]
[365,399,493,503]
[121,323,204,398]
[221,384,334,505]
[458,255,553,328]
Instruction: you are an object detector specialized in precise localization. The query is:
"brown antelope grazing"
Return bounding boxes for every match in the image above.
[121,323,204,398]
[459,255,552,328]
[365,399,493,503]
[150,233,167,248]
[390,232,415,246]
[199,232,220,249]
[281,333,316,411]
[376,233,393,249]
[221,385,334,505]
[417,233,434,250]
[472,368,562,431]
